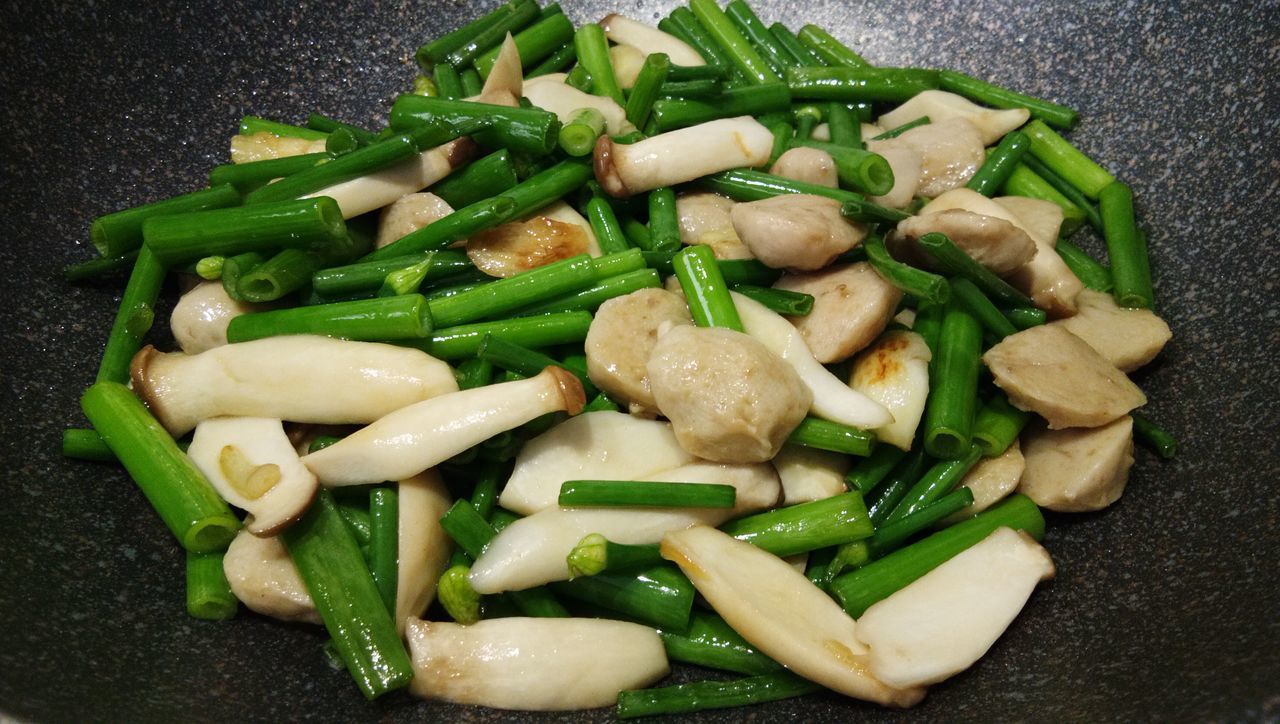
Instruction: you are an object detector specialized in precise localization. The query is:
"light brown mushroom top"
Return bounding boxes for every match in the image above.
[1051,289,1172,372]
[730,194,867,271]
[647,325,811,463]
[376,193,455,249]
[585,288,693,416]
[769,147,839,188]
[773,262,902,363]
[983,325,1147,429]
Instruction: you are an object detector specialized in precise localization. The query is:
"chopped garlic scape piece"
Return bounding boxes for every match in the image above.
[856,527,1054,689]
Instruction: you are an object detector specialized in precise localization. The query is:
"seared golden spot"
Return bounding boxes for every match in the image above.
[856,338,907,386]
[467,217,589,278]
[659,540,707,582]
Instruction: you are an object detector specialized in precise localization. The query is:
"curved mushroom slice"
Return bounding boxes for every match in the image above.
[867,117,984,198]
[470,462,780,593]
[855,527,1054,689]
[774,263,903,363]
[229,132,327,164]
[869,146,923,210]
[648,325,811,463]
[600,14,706,67]
[171,281,259,355]
[995,196,1083,317]
[222,528,320,624]
[941,440,1025,524]
[1050,289,1172,371]
[897,209,1037,275]
[769,147,839,188]
[302,137,476,219]
[467,204,595,278]
[595,116,773,197]
[773,445,850,505]
[732,291,893,429]
[406,617,669,710]
[585,288,693,416]
[878,90,1031,146]
[675,191,754,260]
[661,525,924,707]
[132,336,458,436]
[609,44,647,89]
[731,194,867,271]
[187,417,318,536]
[1019,416,1134,512]
[395,470,453,633]
[498,411,698,515]
[983,325,1146,429]
[524,74,634,137]
[480,33,523,100]
[303,367,585,486]
[849,330,932,451]
[375,192,455,249]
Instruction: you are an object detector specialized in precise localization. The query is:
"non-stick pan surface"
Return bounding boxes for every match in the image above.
[1,1,1276,721]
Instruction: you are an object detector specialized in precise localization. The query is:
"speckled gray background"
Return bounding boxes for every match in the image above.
[1,0,1277,721]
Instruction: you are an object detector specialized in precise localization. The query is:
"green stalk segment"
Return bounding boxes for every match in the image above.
[972,394,1032,457]
[922,302,983,459]
[883,444,982,523]
[553,564,696,632]
[558,107,607,157]
[441,0,540,69]
[939,69,1078,129]
[866,446,929,524]
[1000,163,1088,236]
[95,246,167,383]
[406,310,592,360]
[769,23,825,66]
[61,428,115,462]
[1099,181,1154,309]
[428,253,596,326]
[558,480,737,508]
[725,1,796,72]
[474,11,575,77]
[870,486,975,556]
[658,78,723,98]
[664,8,740,78]
[863,235,950,305]
[142,196,348,268]
[228,294,433,343]
[1020,153,1105,232]
[527,41,576,77]
[584,184,632,254]
[729,284,814,316]
[966,130,1031,196]
[433,63,464,99]
[566,534,665,578]
[437,564,481,624]
[574,23,626,104]
[220,252,266,303]
[646,187,683,252]
[282,490,414,699]
[80,382,239,552]
[91,183,242,258]
[239,116,329,140]
[1022,119,1116,199]
[514,268,660,316]
[701,169,905,222]
[830,494,1045,617]
[389,95,560,156]
[363,195,516,261]
[871,115,930,140]
[209,153,330,194]
[1002,306,1047,329]
[720,491,873,556]
[649,82,791,131]
[950,277,1018,339]
[236,248,328,303]
[415,0,528,69]
[786,66,939,102]
[825,101,860,146]
[306,113,378,145]
[673,244,744,332]
[368,486,399,615]
[185,550,238,621]
[428,149,520,208]
[786,417,876,456]
[1132,411,1178,459]
[617,671,820,719]
[796,24,869,67]
[625,52,672,129]
[916,232,1033,307]
[845,444,906,494]
[64,250,140,283]
[788,138,894,195]
[476,333,595,393]
[690,0,780,83]
[658,612,782,676]
[312,251,471,297]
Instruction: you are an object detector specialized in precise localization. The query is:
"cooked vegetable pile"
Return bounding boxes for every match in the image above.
[63,0,1179,716]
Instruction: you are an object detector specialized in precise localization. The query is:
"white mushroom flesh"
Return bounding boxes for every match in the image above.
[868,146,923,209]
[647,324,811,463]
[983,325,1146,429]
[769,147,839,188]
[406,617,669,710]
[878,90,1031,146]
[942,440,1025,524]
[995,195,1084,317]
[303,138,475,219]
[480,34,523,100]
[395,470,453,633]
[302,367,584,486]
[608,44,647,89]
[849,330,932,451]
[661,525,924,707]
[600,14,706,67]
[732,291,894,429]
[1050,289,1172,371]
[229,132,327,164]
[498,410,698,515]
[773,445,850,505]
[730,194,867,271]
[222,529,319,624]
[595,116,773,197]
[187,416,318,536]
[466,206,594,278]
[774,263,903,363]
[170,281,258,355]
[1019,416,1135,512]
[675,191,754,260]
[855,527,1054,689]
[896,209,1038,275]
[523,74,635,136]
[132,335,459,436]
[867,117,984,198]
[584,288,693,416]
[375,192,455,249]
[469,462,780,593]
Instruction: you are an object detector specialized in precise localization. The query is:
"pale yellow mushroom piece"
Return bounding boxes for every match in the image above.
[229,132,327,164]
[302,138,477,219]
[375,192,455,249]
[769,147,839,188]
[867,117,985,198]
[675,191,754,260]
[222,529,319,624]
[480,34,523,100]
[608,44,647,89]
[774,262,903,363]
[600,14,706,67]
[849,330,932,451]
[878,90,1031,146]
[868,146,923,210]
[893,189,1040,276]
[995,195,1084,317]
[170,281,259,355]
[595,116,773,197]
[585,288,693,416]
[523,74,635,137]
[1019,416,1135,512]
[394,470,453,634]
[647,325,811,463]
[1050,289,1172,371]
[730,194,867,271]
[983,325,1146,429]
[466,201,597,278]
[773,445,850,505]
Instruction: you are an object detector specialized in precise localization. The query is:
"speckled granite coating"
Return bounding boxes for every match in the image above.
[1,0,1277,721]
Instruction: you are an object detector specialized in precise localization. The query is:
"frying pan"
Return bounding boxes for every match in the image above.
[1,0,1276,720]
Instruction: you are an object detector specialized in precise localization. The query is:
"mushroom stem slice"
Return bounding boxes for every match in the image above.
[303,138,476,219]
[132,335,458,437]
[878,90,1030,146]
[523,75,634,137]
[222,529,319,624]
[855,527,1054,689]
[849,330,932,451]
[600,14,706,67]
[732,291,894,429]
[406,617,669,710]
[661,525,924,707]
[303,367,585,486]
[595,116,773,197]
[394,470,453,634]
[170,281,259,355]
[773,444,850,505]
[186,417,318,536]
